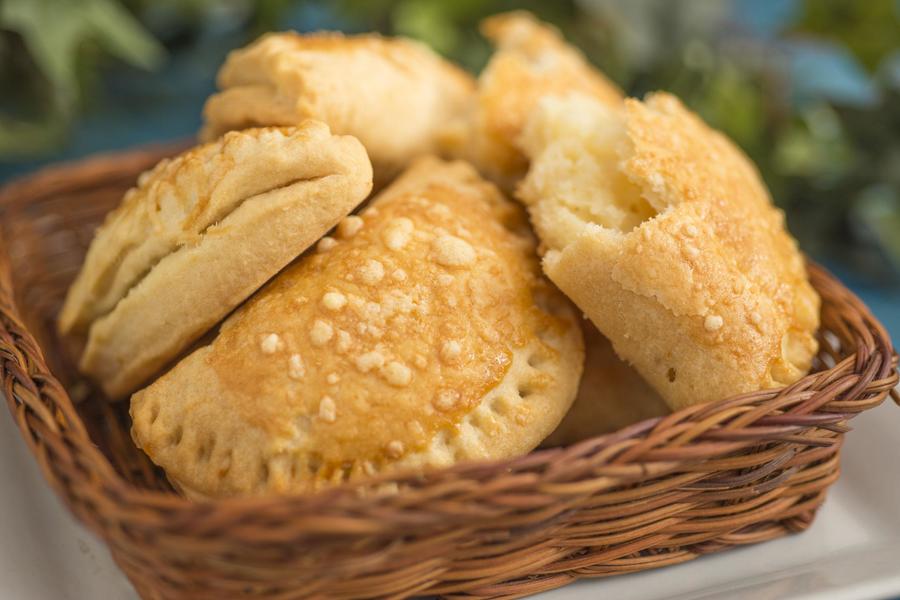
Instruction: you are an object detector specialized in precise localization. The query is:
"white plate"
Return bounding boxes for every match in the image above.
[1,396,898,600]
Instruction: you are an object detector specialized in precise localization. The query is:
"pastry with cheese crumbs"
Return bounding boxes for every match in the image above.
[59,123,373,399]
[518,92,820,410]
[542,322,668,447]
[439,11,622,187]
[200,31,474,183]
[131,157,584,498]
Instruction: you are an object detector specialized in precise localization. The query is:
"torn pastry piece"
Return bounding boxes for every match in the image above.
[518,92,820,410]
[200,31,474,183]
[439,11,622,187]
[131,157,584,498]
[542,322,668,447]
[59,123,373,399]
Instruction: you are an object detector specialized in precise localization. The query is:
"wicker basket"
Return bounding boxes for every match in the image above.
[0,145,897,600]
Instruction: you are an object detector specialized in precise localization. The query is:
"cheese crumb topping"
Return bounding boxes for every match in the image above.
[310,319,334,346]
[383,361,412,387]
[322,291,347,311]
[336,330,352,352]
[358,259,385,285]
[288,354,305,379]
[337,215,364,238]
[382,217,414,250]
[441,340,462,362]
[355,350,385,373]
[317,236,337,252]
[318,396,337,423]
[433,235,476,267]
[385,440,405,458]
[260,333,282,354]
[704,314,724,331]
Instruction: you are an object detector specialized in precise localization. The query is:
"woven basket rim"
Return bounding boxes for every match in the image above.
[0,146,897,528]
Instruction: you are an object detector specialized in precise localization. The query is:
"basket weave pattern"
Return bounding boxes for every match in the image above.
[1,146,897,599]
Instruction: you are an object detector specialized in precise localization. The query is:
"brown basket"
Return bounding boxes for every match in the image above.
[1,145,897,600]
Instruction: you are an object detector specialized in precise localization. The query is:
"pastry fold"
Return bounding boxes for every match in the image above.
[59,123,373,398]
[131,157,583,498]
[201,31,474,183]
[518,93,820,410]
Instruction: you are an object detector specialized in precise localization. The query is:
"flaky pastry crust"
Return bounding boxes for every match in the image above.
[201,31,474,183]
[60,123,373,398]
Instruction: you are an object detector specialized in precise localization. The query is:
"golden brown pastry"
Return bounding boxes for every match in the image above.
[518,92,820,410]
[439,11,622,187]
[59,123,373,399]
[542,322,669,447]
[200,31,474,183]
[130,157,584,498]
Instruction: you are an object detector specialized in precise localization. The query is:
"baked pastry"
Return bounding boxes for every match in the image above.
[200,31,474,183]
[130,157,584,498]
[439,11,622,187]
[59,123,373,399]
[518,92,820,410]
[542,322,668,447]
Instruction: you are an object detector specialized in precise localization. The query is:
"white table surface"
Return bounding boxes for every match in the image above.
[1,397,898,600]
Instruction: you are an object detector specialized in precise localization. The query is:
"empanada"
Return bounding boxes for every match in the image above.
[200,31,474,183]
[59,123,373,398]
[439,11,622,187]
[131,157,584,498]
[542,322,668,447]
[518,93,820,410]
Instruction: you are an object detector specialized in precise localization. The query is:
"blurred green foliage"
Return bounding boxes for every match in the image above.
[0,0,898,278]
[0,0,164,153]
[796,0,899,69]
